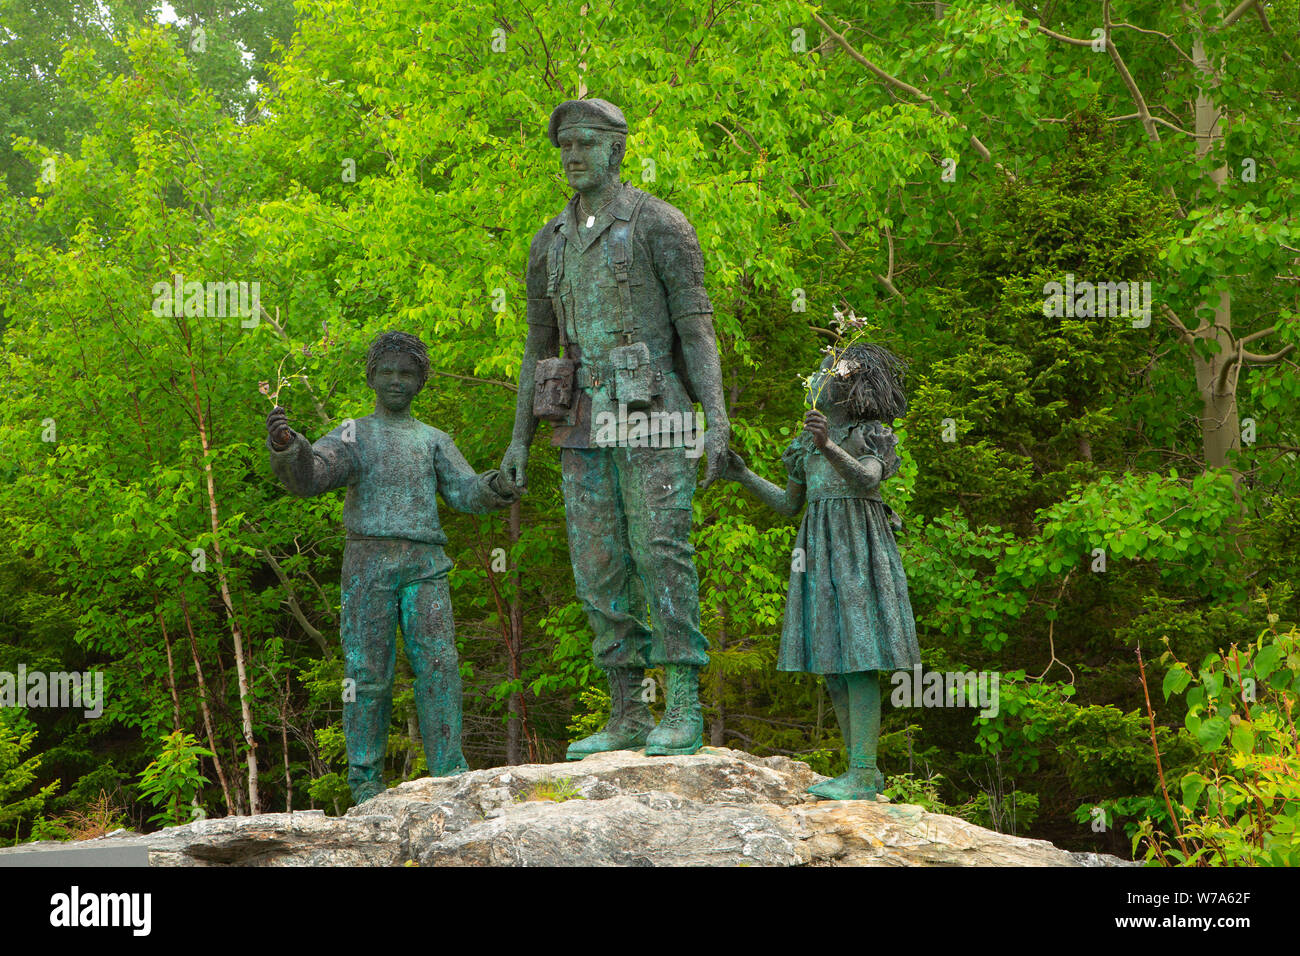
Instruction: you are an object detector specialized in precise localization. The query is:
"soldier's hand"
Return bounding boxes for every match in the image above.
[267,405,293,450]
[699,425,731,489]
[501,440,529,492]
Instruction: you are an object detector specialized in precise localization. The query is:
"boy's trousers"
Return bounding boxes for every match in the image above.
[340,537,466,798]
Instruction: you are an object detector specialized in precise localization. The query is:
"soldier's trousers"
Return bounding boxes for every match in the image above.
[340,537,466,798]
[560,444,710,670]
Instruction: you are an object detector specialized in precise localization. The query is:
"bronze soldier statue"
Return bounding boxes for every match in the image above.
[500,99,729,759]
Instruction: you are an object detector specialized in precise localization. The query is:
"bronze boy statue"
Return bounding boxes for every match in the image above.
[267,331,517,804]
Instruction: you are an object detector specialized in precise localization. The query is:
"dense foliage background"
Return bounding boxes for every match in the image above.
[1,0,1297,863]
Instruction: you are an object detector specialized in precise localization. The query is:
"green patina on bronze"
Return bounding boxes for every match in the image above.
[501,99,731,760]
[724,344,920,800]
[267,332,516,804]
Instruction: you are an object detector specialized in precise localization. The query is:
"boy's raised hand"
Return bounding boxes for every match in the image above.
[267,405,293,450]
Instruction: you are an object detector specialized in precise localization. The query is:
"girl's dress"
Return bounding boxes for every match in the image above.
[777,420,921,674]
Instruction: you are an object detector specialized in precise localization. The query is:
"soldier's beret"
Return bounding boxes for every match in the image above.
[547,99,628,146]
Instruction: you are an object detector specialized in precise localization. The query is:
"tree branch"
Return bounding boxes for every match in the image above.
[1238,324,1278,346]
[1119,113,1195,136]
[782,183,906,303]
[1242,344,1296,364]
[1112,20,1197,66]
[260,305,333,426]
[1160,304,1196,345]
[1033,24,1094,46]
[263,548,331,654]
[1103,1,1160,145]
[428,368,518,392]
[1218,0,1258,29]
[1217,341,1244,392]
[811,11,997,166]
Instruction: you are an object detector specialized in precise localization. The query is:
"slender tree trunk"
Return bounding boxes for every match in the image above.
[404,711,419,780]
[157,606,182,732]
[710,624,726,746]
[281,672,293,813]
[505,500,529,763]
[1191,34,1238,476]
[395,648,415,777]
[187,361,260,812]
[180,593,238,815]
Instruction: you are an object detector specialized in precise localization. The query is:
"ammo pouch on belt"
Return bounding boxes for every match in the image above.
[532,356,576,421]
[609,341,653,410]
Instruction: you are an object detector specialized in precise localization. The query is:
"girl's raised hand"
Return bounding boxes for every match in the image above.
[804,409,829,448]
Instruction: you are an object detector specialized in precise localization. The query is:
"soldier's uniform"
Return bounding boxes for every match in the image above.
[525,181,712,671]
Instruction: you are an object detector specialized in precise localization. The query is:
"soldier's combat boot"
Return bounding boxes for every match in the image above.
[566,667,655,760]
[645,664,704,756]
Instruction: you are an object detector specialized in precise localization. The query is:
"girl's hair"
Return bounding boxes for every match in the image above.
[828,342,908,422]
[365,331,430,387]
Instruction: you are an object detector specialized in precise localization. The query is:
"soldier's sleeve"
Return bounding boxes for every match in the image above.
[434,431,515,514]
[647,202,713,323]
[526,224,558,329]
[268,426,358,497]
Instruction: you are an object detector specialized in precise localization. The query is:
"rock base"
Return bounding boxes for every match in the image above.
[0,748,1132,866]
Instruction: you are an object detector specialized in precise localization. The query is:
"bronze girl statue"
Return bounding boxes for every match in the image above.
[724,343,919,800]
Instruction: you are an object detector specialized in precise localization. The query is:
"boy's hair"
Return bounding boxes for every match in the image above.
[829,342,909,422]
[365,331,430,388]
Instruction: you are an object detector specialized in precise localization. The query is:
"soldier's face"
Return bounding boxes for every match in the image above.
[558,128,621,192]
[369,353,423,412]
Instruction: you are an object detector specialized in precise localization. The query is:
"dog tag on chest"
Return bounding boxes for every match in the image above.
[585,215,595,228]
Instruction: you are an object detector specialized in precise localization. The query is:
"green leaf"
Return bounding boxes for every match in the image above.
[1163,666,1192,700]
[1230,723,1254,754]
[1196,715,1229,751]
[1253,645,1281,679]
[1180,772,1205,810]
